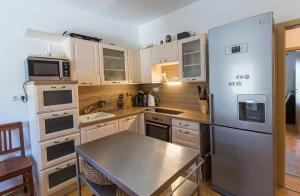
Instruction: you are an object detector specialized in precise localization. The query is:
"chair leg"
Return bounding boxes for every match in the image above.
[23,174,28,193]
[28,169,34,196]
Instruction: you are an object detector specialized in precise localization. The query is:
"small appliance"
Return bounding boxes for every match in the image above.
[147,94,156,107]
[26,56,71,81]
[135,91,146,107]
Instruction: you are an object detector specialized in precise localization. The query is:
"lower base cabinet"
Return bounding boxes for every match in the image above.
[118,115,138,133]
[81,120,118,143]
[39,159,77,196]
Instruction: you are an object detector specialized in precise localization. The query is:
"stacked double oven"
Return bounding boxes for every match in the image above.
[27,81,79,196]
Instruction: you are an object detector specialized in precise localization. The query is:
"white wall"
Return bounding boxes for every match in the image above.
[139,0,300,47]
[0,0,139,124]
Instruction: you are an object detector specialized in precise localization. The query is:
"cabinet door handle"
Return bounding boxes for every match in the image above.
[56,163,71,171]
[184,124,189,127]
[50,86,57,89]
[54,137,70,144]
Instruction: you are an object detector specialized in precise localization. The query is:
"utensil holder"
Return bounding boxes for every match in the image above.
[199,100,209,114]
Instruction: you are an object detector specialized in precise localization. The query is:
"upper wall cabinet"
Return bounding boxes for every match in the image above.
[178,34,207,82]
[140,48,152,84]
[66,38,100,85]
[151,41,179,65]
[100,44,128,85]
[127,49,140,84]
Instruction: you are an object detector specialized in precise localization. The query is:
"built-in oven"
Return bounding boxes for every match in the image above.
[37,109,79,141]
[144,113,172,142]
[36,84,78,113]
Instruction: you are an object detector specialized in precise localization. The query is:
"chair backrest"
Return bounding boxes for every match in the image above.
[0,122,25,157]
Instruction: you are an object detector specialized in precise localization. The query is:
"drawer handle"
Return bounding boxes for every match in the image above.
[50,86,57,89]
[179,129,191,134]
[56,163,71,171]
[54,137,70,144]
[61,86,66,89]
[184,124,189,127]
[52,112,68,117]
[98,123,106,128]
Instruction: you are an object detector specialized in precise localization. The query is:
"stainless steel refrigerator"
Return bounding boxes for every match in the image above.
[208,12,274,196]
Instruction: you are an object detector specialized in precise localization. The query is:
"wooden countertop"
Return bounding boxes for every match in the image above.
[79,107,210,128]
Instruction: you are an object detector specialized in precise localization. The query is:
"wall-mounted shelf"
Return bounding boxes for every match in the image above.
[24,28,66,43]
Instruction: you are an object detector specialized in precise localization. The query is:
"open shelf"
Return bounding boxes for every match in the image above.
[24,28,66,43]
[79,174,117,196]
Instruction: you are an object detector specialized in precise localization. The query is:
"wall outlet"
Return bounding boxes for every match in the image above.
[11,95,23,102]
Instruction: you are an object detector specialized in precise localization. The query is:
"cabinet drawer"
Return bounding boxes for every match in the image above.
[172,118,200,130]
[40,159,77,195]
[81,120,118,143]
[172,126,200,149]
[40,133,80,170]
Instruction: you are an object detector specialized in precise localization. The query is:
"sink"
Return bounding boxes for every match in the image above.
[79,112,115,123]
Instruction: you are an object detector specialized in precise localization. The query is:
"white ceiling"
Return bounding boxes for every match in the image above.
[40,0,200,25]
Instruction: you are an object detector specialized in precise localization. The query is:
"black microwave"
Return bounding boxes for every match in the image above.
[26,56,71,81]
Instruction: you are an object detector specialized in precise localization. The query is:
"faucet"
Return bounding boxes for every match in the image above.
[84,105,94,115]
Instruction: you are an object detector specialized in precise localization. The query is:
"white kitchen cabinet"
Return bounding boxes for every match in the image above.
[100,44,128,85]
[178,34,207,82]
[172,118,200,149]
[80,120,118,143]
[151,41,178,65]
[140,48,152,84]
[127,49,140,84]
[118,115,138,133]
[66,38,100,85]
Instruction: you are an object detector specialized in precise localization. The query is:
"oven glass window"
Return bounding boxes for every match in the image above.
[45,115,74,134]
[146,122,170,142]
[48,164,76,189]
[46,140,75,162]
[43,90,73,106]
[30,61,59,76]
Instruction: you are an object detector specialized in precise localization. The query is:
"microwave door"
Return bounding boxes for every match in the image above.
[28,59,60,80]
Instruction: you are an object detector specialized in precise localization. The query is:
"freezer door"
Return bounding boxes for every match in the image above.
[208,12,273,133]
[211,125,274,196]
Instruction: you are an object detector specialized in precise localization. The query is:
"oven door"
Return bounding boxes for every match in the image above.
[37,109,79,141]
[28,58,61,80]
[145,121,171,142]
[37,84,78,113]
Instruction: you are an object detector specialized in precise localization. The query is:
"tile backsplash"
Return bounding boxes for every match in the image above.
[78,84,139,114]
[140,82,209,112]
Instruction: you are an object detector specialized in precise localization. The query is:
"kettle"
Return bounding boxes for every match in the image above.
[148,94,156,107]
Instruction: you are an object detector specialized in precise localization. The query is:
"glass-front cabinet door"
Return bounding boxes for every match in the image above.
[100,44,128,84]
[178,34,207,82]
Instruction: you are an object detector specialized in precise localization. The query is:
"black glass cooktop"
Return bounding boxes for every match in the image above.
[146,108,183,115]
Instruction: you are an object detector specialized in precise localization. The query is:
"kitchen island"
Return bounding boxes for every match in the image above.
[75,131,203,196]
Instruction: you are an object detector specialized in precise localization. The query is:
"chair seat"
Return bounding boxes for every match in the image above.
[0,157,33,181]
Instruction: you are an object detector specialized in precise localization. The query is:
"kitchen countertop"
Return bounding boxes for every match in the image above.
[79,106,210,128]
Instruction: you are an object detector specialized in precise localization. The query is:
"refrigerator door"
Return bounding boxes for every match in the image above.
[211,125,274,196]
[209,12,273,133]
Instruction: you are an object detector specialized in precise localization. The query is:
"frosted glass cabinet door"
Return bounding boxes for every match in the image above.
[100,44,128,84]
[178,34,207,82]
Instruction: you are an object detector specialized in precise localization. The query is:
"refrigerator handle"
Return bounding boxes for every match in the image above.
[210,125,215,155]
[209,93,213,123]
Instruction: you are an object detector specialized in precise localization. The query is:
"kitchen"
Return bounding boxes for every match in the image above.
[0,0,300,196]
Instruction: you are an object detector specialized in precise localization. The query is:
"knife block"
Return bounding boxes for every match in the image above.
[199,100,209,114]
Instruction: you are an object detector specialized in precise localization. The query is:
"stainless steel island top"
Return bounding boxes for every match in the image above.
[76,131,200,196]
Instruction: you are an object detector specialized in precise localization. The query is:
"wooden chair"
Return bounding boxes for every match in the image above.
[0,122,34,195]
